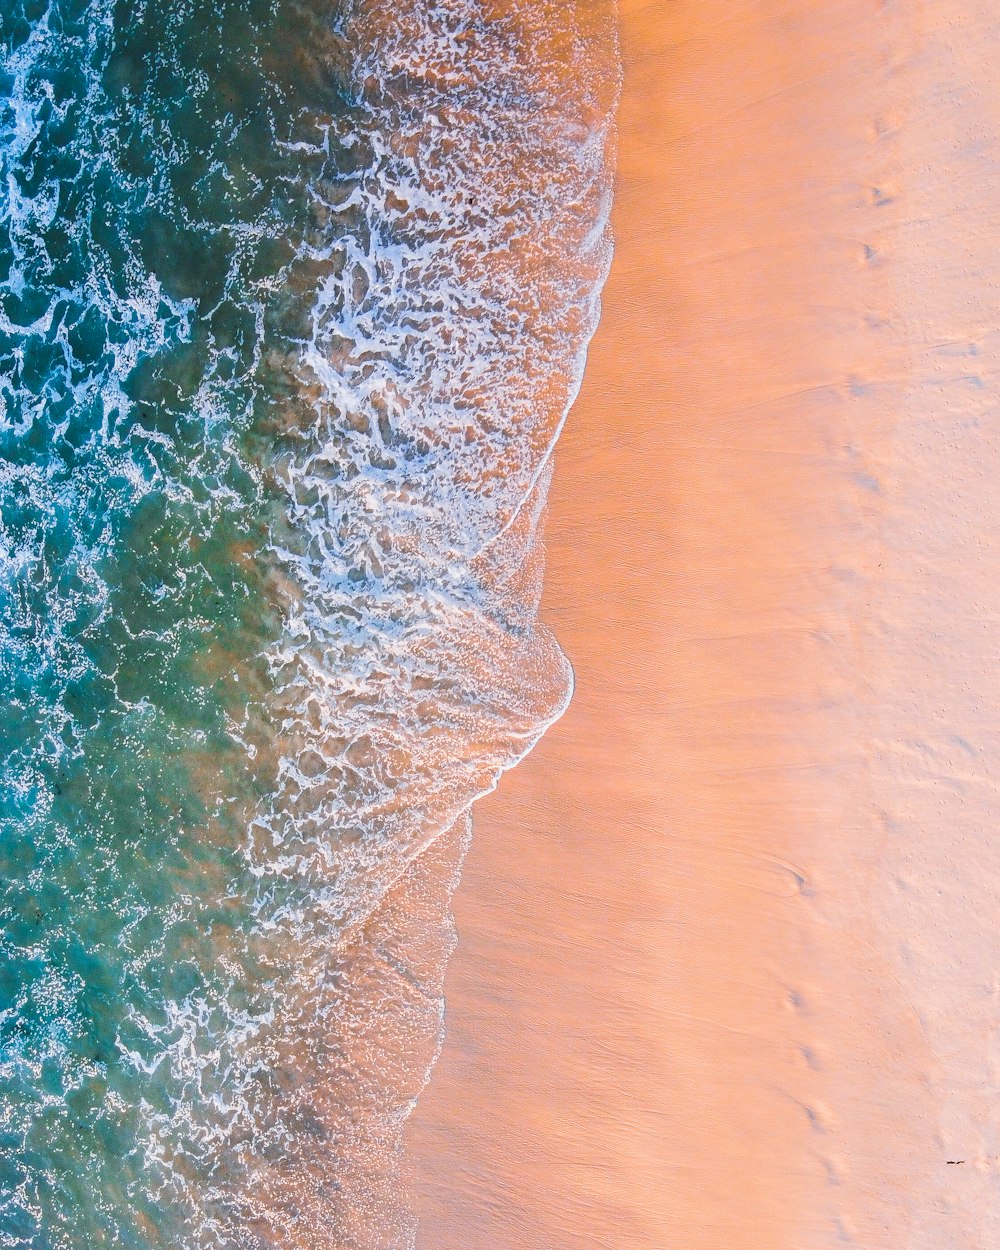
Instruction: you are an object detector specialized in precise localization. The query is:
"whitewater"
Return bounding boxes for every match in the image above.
[0,0,618,1245]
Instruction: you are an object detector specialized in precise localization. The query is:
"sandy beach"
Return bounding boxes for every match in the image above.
[406,2,1000,1247]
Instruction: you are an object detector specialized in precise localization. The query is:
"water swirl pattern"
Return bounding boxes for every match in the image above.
[0,0,618,1244]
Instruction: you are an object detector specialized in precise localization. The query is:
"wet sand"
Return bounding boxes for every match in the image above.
[406,2,1000,1246]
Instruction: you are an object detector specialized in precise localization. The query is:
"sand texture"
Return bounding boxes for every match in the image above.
[406,2,1000,1246]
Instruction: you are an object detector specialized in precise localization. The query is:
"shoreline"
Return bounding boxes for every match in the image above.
[405,2,1000,1246]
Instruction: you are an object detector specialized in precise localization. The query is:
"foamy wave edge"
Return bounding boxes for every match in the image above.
[0,0,621,1243]
[215,3,622,1243]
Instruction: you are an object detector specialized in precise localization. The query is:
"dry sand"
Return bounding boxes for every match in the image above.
[406,2,1000,1247]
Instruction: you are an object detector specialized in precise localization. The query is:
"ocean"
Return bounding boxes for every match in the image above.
[0,0,618,1244]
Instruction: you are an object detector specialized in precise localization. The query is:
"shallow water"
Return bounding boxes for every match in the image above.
[0,1,619,1244]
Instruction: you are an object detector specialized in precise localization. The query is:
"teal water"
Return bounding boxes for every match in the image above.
[0,0,618,1244]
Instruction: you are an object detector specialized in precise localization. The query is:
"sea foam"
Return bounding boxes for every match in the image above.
[0,1,619,1244]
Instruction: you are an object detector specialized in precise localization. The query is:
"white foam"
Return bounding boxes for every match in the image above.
[0,0,620,1244]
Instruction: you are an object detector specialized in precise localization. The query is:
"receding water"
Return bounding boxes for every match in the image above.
[0,0,618,1244]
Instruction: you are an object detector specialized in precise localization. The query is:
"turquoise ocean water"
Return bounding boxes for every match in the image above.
[0,1,617,1244]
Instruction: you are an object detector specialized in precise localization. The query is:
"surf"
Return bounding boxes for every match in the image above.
[0,1,619,1244]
